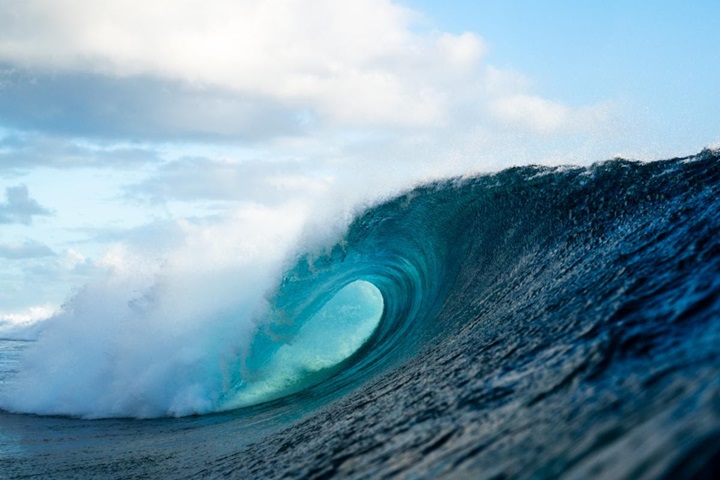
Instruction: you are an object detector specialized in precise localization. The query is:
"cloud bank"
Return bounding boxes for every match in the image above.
[0,0,609,142]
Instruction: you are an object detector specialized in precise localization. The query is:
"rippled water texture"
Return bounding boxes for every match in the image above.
[2,150,720,479]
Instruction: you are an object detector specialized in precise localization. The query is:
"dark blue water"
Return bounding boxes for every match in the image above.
[2,150,720,479]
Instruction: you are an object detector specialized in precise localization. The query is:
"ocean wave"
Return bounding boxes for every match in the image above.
[1,150,719,477]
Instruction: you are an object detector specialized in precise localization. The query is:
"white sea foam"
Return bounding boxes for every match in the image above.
[0,202,319,418]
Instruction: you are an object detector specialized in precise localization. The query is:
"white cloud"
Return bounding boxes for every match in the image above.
[0,0,599,135]
[0,0,420,126]
[437,32,486,68]
[0,305,56,324]
[490,94,571,133]
[0,305,57,340]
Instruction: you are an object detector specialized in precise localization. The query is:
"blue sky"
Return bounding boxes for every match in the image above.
[0,0,718,326]
[407,0,720,152]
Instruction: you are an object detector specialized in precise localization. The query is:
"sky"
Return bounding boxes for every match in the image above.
[0,0,719,327]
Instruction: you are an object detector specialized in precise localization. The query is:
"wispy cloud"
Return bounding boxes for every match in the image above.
[0,240,55,259]
[0,131,162,173]
[0,184,51,224]
[125,156,332,205]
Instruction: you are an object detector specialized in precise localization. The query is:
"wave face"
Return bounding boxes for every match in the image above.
[2,150,720,478]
